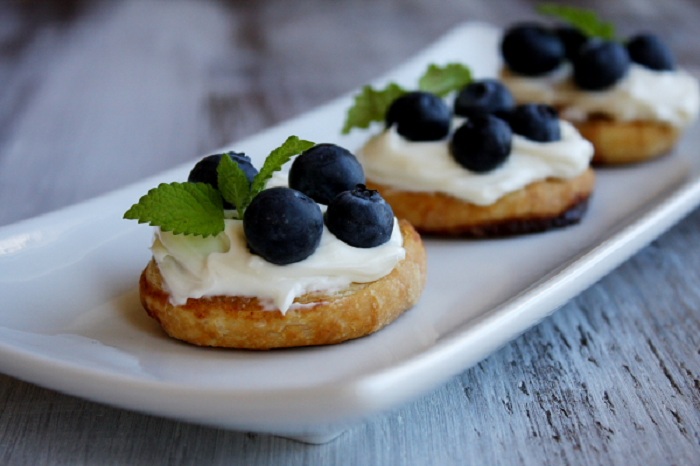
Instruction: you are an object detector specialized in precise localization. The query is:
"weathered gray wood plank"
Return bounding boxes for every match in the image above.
[1,1,699,465]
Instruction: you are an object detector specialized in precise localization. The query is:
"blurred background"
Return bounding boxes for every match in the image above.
[1,0,699,226]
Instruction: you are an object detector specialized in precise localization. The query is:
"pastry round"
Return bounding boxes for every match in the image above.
[573,117,680,165]
[139,220,427,349]
[499,67,690,165]
[366,168,595,237]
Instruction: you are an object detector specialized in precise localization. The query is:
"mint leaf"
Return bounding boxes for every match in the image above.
[218,152,251,218]
[342,83,407,134]
[418,63,472,97]
[124,182,224,236]
[124,135,313,233]
[341,63,472,134]
[249,135,315,203]
[538,4,616,40]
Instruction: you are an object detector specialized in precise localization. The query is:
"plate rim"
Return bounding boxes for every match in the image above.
[1,21,699,436]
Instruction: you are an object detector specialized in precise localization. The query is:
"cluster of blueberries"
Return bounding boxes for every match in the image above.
[387,80,560,173]
[187,145,394,265]
[501,23,676,90]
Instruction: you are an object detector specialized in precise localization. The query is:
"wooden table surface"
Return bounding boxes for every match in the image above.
[1,0,699,464]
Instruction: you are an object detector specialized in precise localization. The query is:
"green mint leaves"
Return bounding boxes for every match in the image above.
[218,135,315,216]
[217,154,250,215]
[342,63,472,134]
[341,83,405,135]
[252,136,314,197]
[538,4,616,40]
[123,182,225,237]
[123,135,314,237]
[418,63,473,98]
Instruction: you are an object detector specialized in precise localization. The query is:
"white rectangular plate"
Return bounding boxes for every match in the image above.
[2,23,699,444]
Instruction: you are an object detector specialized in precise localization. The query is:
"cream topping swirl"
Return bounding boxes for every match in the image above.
[151,215,405,314]
[359,120,593,206]
[502,64,700,128]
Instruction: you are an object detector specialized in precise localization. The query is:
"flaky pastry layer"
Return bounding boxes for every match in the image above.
[573,118,680,165]
[367,168,595,237]
[139,220,427,349]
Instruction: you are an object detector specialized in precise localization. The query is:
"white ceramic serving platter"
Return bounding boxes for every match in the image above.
[1,23,700,444]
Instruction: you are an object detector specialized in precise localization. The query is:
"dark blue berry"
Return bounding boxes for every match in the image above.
[501,23,565,76]
[243,187,323,265]
[449,115,512,173]
[453,79,515,119]
[506,104,561,142]
[573,40,630,90]
[555,26,588,60]
[289,143,365,205]
[188,153,258,209]
[385,91,451,141]
[627,33,675,71]
[324,185,394,248]
[188,152,257,187]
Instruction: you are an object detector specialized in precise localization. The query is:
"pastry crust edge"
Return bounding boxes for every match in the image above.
[367,168,595,237]
[573,118,680,165]
[499,68,682,164]
[139,220,427,349]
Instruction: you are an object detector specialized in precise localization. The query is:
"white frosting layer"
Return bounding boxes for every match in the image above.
[151,216,405,314]
[502,64,700,128]
[359,120,593,206]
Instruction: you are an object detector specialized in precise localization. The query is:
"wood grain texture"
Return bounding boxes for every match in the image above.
[1,0,699,465]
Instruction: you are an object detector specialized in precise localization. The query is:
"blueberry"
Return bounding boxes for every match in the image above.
[555,26,588,60]
[188,152,257,187]
[506,104,561,142]
[385,91,451,141]
[449,115,512,173]
[453,79,515,119]
[501,23,565,76]
[324,185,394,248]
[627,33,675,71]
[188,153,258,209]
[573,40,630,90]
[289,143,365,205]
[243,187,323,265]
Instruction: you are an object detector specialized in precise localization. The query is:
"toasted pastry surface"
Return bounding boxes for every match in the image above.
[367,168,595,237]
[573,118,680,165]
[139,220,426,349]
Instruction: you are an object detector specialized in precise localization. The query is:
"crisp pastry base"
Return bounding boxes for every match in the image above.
[366,168,595,237]
[139,220,427,349]
[573,118,681,165]
[500,68,683,164]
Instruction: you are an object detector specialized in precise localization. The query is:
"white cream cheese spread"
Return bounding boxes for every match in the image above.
[151,215,405,314]
[359,119,593,206]
[501,64,700,128]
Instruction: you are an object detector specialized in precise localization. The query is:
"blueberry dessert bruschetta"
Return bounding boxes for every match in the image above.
[499,5,699,164]
[343,65,595,237]
[125,137,426,349]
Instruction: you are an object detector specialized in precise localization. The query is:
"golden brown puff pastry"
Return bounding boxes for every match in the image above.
[366,168,595,237]
[139,220,427,349]
[573,117,680,165]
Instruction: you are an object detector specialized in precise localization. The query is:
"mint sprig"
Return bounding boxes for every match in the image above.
[218,153,250,213]
[251,136,315,198]
[218,136,314,216]
[124,182,224,237]
[341,63,472,134]
[123,136,314,236]
[418,63,473,97]
[342,83,405,135]
[538,4,616,40]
